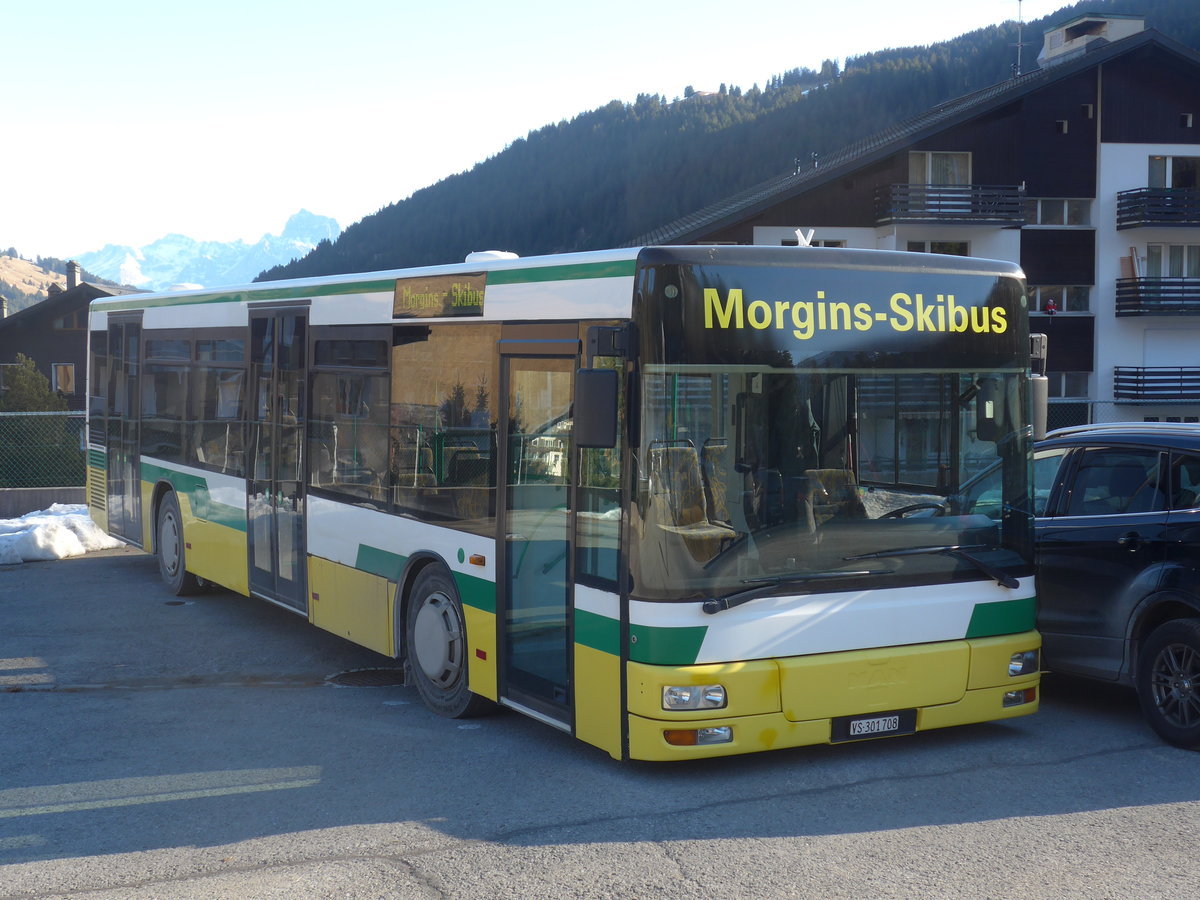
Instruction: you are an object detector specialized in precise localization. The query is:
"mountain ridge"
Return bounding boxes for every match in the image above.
[76,210,340,291]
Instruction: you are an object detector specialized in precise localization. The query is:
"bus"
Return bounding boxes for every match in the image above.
[86,245,1041,761]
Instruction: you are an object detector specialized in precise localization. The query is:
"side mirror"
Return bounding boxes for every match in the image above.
[575,368,618,448]
[975,377,1004,442]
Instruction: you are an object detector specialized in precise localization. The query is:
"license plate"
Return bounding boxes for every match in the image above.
[831,709,917,743]
[851,715,899,736]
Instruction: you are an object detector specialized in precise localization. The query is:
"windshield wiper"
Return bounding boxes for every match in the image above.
[843,544,1020,590]
[701,569,884,615]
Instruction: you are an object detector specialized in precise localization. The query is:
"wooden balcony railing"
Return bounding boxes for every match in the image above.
[875,185,1025,226]
[1114,367,1200,401]
[1115,277,1200,315]
[1116,188,1200,229]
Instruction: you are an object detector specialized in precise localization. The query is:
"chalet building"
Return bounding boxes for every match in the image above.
[640,15,1200,426]
[0,262,137,410]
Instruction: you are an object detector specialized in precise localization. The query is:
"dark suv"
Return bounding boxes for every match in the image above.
[961,422,1200,749]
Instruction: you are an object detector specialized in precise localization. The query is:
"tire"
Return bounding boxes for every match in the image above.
[405,566,492,718]
[1135,618,1200,750]
[157,491,202,596]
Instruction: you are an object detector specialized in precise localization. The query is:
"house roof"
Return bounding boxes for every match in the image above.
[0,281,138,329]
[634,28,1200,246]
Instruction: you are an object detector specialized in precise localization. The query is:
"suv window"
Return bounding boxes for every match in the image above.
[1062,448,1166,517]
[1169,453,1200,511]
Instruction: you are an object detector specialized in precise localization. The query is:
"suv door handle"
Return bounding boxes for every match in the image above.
[1116,531,1141,550]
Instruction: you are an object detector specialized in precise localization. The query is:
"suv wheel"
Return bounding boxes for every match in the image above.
[1136,618,1200,750]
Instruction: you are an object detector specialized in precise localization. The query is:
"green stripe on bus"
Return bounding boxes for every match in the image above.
[487,259,636,286]
[97,278,399,312]
[353,545,495,614]
[355,545,406,581]
[965,596,1037,638]
[141,462,246,532]
[575,608,620,656]
[454,572,496,614]
[629,622,708,665]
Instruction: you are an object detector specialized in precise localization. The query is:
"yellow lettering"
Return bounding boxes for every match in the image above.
[704,288,743,329]
[992,306,1008,333]
[890,293,914,331]
[948,295,969,333]
[747,300,772,329]
[829,302,852,331]
[791,301,815,340]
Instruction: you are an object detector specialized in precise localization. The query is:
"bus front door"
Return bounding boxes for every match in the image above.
[247,310,308,612]
[499,352,575,727]
[106,317,142,545]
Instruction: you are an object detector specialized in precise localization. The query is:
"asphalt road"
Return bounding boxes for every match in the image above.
[1,547,1197,899]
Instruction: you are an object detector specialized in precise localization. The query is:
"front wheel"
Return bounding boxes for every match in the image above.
[1135,618,1200,750]
[405,566,492,718]
[157,491,202,596]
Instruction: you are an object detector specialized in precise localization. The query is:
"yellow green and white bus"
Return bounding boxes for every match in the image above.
[86,245,1041,761]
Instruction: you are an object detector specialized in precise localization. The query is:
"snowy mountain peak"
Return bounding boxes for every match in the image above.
[75,212,342,291]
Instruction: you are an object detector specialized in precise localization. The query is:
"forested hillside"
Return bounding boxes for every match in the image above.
[258,0,1199,282]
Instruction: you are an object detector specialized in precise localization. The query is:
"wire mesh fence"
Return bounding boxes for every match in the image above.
[1047,400,1200,433]
[0,412,86,488]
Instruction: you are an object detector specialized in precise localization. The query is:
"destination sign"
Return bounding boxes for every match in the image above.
[393,273,486,318]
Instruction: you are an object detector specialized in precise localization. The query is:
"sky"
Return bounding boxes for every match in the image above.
[7,0,1067,260]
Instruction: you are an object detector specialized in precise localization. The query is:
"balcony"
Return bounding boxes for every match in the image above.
[875,185,1025,226]
[1114,367,1200,402]
[1116,188,1200,229]
[1115,278,1200,315]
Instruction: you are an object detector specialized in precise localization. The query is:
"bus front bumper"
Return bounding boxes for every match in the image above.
[625,631,1041,761]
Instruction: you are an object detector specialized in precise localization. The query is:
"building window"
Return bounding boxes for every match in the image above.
[1029,285,1090,313]
[52,363,76,394]
[908,151,970,185]
[54,309,86,330]
[780,238,846,248]
[1023,198,1091,226]
[1145,244,1200,278]
[1149,156,1200,189]
[1046,372,1089,398]
[906,240,969,256]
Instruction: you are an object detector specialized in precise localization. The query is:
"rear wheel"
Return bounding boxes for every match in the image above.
[157,492,202,596]
[1136,618,1200,750]
[405,566,492,718]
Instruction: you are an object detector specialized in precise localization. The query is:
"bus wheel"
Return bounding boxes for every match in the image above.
[405,566,491,718]
[157,492,202,596]
[1136,618,1200,750]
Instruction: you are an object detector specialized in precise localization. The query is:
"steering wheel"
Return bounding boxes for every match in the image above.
[882,502,947,519]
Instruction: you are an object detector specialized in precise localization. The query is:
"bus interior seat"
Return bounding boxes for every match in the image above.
[646,442,735,562]
[701,438,732,525]
[805,468,867,523]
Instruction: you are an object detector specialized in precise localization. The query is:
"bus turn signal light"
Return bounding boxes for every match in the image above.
[664,726,733,746]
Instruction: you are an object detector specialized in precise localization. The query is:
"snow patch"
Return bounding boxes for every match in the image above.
[0,504,123,566]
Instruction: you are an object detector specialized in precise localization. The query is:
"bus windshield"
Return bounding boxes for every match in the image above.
[629,251,1034,603]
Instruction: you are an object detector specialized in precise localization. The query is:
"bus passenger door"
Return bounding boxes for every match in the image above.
[498,348,576,727]
[106,317,142,545]
[247,310,308,612]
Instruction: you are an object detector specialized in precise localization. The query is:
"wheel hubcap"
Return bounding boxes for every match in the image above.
[412,592,464,688]
[1150,642,1200,728]
[160,511,180,576]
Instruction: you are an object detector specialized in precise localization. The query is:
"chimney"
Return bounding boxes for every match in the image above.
[67,260,81,290]
[1,296,7,318]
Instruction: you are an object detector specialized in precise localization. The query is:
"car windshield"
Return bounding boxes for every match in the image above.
[629,366,1034,601]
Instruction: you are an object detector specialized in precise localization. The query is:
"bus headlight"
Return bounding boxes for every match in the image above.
[662,684,727,710]
[1008,650,1039,677]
